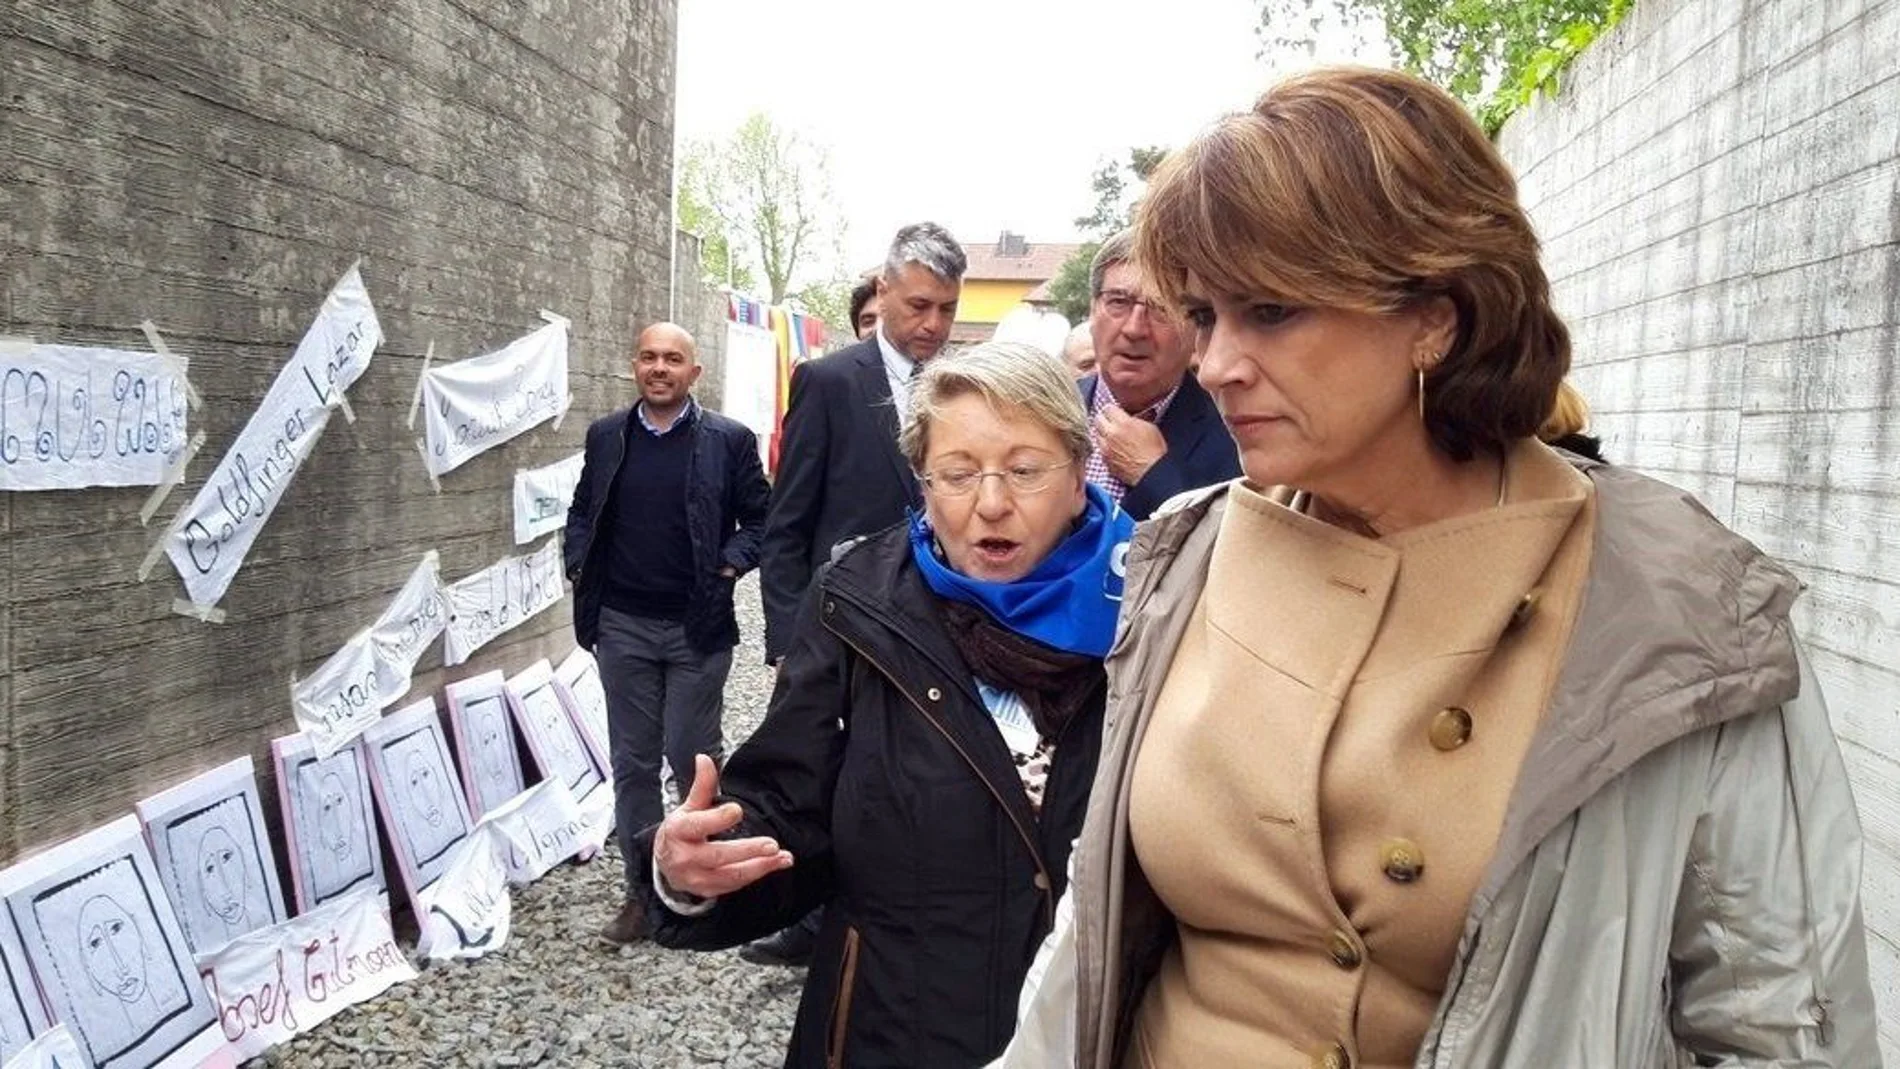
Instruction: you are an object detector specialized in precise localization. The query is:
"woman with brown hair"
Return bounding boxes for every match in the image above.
[1001,67,1876,1068]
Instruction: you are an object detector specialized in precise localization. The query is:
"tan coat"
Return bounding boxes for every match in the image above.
[1124,444,1594,1067]
[993,449,1879,1069]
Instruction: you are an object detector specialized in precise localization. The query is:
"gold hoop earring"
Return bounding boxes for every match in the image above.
[1417,367,1426,422]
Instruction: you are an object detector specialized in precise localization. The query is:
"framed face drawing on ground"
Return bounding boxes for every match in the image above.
[0,817,223,1069]
[272,733,387,915]
[552,648,612,775]
[0,905,51,1064]
[445,671,525,820]
[506,659,604,800]
[134,757,286,957]
[363,696,472,915]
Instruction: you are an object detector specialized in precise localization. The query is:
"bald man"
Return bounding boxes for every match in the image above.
[564,322,771,946]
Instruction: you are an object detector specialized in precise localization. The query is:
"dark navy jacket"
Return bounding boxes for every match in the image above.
[564,401,770,654]
[1078,372,1242,519]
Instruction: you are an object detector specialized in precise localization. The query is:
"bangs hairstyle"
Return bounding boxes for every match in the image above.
[1135,66,1570,461]
[900,342,1092,472]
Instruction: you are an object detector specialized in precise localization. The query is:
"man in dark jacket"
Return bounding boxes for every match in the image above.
[1079,230,1242,517]
[564,321,770,946]
[758,222,967,665]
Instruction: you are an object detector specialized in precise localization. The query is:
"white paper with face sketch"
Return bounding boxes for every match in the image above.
[134,757,286,959]
[0,817,224,1069]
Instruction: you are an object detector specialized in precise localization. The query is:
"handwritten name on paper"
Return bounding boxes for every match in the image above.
[0,345,188,491]
[442,540,564,666]
[196,889,415,1061]
[291,554,447,757]
[166,267,381,608]
[421,320,569,477]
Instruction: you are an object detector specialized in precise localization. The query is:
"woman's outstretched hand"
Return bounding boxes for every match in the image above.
[653,754,795,899]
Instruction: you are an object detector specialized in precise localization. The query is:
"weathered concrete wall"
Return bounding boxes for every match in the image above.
[1500,0,1900,1050]
[0,1,677,857]
[674,228,728,410]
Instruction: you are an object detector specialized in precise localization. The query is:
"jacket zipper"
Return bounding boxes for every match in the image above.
[827,925,862,1069]
[826,619,1058,930]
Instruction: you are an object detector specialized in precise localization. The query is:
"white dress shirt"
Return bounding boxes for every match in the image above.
[876,327,918,421]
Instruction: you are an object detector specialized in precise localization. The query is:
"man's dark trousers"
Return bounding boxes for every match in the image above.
[595,606,732,892]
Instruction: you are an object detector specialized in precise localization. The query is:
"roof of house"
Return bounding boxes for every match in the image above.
[960,233,1085,283]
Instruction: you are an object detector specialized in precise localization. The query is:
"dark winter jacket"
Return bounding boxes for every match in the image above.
[639,524,1108,1068]
[563,402,770,654]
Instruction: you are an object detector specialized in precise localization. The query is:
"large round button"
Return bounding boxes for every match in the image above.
[1429,707,1473,751]
[1327,929,1361,969]
[1311,1042,1351,1069]
[1381,838,1425,883]
[1032,871,1051,891]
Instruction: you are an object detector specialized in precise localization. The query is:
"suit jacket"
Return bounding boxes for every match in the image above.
[760,337,920,661]
[1079,372,1241,520]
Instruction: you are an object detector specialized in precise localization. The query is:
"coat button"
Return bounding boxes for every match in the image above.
[1032,872,1051,892]
[1429,707,1473,751]
[1327,929,1361,969]
[1508,588,1541,630]
[823,599,836,616]
[1381,838,1425,883]
[1311,1042,1351,1069]
[926,686,942,701]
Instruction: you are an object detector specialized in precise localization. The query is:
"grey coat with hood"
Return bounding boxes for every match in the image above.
[1000,459,1880,1068]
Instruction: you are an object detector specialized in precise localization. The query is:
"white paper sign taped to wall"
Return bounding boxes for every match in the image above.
[194,887,415,1061]
[164,267,381,609]
[0,344,191,492]
[421,320,569,477]
[289,553,448,757]
[441,540,565,666]
[512,452,584,544]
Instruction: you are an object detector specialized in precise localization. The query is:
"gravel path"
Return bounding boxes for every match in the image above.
[265,574,803,1068]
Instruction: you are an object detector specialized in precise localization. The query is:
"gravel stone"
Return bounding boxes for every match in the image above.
[263,575,803,1067]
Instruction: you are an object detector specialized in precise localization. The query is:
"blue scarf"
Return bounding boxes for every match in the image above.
[909,483,1135,658]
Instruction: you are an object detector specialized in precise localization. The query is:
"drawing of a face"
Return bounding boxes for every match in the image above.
[78,896,146,1004]
[407,751,444,827]
[196,828,247,925]
[317,772,353,859]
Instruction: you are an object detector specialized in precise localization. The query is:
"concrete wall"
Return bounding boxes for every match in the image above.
[1500,0,1900,1050]
[0,1,678,858]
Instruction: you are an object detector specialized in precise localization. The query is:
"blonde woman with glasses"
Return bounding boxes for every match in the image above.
[636,342,1135,1068]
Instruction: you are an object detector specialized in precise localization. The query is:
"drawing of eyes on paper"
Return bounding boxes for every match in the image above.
[511,674,601,799]
[22,857,197,1066]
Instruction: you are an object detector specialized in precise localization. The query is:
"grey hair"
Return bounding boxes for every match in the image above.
[1088,229,1135,297]
[900,342,1092,472]
[884,222,968,283]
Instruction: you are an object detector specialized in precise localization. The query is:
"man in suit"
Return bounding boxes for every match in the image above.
[1080,229,1242,518]
[564,322,771,946]
[759,222,966,664]
[743,223,964,969]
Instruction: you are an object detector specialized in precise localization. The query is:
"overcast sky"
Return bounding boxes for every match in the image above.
[674,0,1386,286]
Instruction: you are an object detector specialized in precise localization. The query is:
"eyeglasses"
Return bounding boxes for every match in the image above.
[917,460,1074,497]
[1095,289,1171,322]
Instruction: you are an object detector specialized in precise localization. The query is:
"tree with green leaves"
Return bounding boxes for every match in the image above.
[1047,146,1169,323]
[1254,0,1637,132]
[678,113,842,303]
